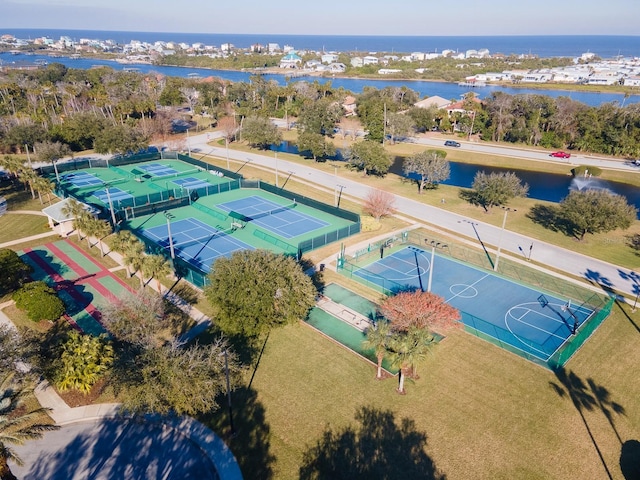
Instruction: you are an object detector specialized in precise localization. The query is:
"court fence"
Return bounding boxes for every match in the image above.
[337,229,613,369]
[240,179,361,257]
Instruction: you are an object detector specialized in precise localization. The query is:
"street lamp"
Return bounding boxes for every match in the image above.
[164,211,175,260]
[494,207,516,272]
[275,151,279,187]
[334,165,340,207]
[103,183,117,227]
[336,184,346,208]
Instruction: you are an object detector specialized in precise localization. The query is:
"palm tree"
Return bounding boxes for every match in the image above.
[141,254,172,291]
[0,373,59,480]
[362,320,391,380]
[123,241,145,283]
[109,231,140,277]
[388,327,432,395]
[60,199,87,240]
[405,327,435,380]
[54,331,114,395]
[32,176,54,205]
[92,220,112,257]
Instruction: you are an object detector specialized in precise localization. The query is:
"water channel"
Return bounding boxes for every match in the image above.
[271,141,640,213]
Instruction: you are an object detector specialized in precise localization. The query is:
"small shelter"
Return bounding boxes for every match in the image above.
[42,198,97,237]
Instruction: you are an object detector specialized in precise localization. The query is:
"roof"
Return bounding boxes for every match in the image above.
[414,95,452,109]
[42,198,97,223]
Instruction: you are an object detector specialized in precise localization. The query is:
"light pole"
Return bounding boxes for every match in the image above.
[186,127,191,157]
[275,151,279,187]
[223,348,235,437]
[334,165,339,207]
[103,183,117,227]
[494,207,516,272]
[225,138,230,170]
[425,239,447,292]
[164,211,175,260]
[336,184,346,208]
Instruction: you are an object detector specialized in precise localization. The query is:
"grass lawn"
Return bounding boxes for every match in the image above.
[202,300,639,480]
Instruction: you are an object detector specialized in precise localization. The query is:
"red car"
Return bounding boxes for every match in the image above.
[550,151,571,159]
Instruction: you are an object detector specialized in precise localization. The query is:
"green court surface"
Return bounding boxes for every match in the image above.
[305,308,397,375]
[19,240,134,336]
[125,188,355,274]
[323,283,378,320]
[56,158,233,210]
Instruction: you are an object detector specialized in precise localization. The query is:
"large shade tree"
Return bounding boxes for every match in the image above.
[205,250,317,337]
[348,140,392,176]
[0,250,31,296]
[559,189,637,240]
[469,171,529,211]
[403,149,450,194]
[379,290,462,334]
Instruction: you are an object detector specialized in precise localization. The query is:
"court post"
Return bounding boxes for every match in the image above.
[103,183,117,226]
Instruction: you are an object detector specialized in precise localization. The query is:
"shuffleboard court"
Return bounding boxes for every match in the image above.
[353,245,595,362]
[139,218,253,272]
[217,195,329,239]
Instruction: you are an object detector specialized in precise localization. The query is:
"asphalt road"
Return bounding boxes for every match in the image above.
[185,130,638,299]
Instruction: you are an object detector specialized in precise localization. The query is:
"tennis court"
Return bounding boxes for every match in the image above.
[134,163,179,177]
[61,171,103,188]
[139,218,253,272]
[217,195,329,239]
[172,177,214,190]
[352,245,595,363]
[91,186,132,204]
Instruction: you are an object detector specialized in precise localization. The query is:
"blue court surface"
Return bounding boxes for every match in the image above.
[91,187,132,205]
[139,218,252,272]
[172,177,212,189]
[217,195,329,239]
[136,163,179,177]
[354,245,595,362]
[61,171,103,188]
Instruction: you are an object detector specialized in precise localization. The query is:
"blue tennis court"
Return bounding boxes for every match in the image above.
[354,245,595,362]
[172,177,212,189]
[217,195,329,239]
[91,187,132,204]
[139,218,252,272]
[62,172,103,188]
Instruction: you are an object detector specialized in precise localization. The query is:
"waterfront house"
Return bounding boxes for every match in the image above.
[414,96,451,110]
[321,53,339,64]
[280,52,302,69]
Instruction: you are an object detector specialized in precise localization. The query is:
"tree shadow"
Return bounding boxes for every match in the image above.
[14,415,222,479]
[200,386,276,480]
[299,405,446,480]
[620,440,640,480]
[624,234,640,256]
[458,188,484,210]
[526,203,578,237]
[550,367,626,480]
[584,268,616,296]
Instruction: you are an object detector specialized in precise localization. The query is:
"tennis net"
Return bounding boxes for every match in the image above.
[246,202,297,221]
[169,227,235,248]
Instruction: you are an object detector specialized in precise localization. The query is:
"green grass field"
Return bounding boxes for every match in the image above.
[203,300,639,480]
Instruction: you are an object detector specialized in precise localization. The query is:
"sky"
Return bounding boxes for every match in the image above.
[1,0,640,36]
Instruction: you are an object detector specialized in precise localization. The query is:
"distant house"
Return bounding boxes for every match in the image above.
[414,95,452,110]
[305,59,322,70]
[623,76,640,87]
[321,53,339,64]
[363,56,379,65]
[342,95,357,116]
[280,52,302,69]
[378,69,402,75]
[351,57,364,68]
[328,63,346,73]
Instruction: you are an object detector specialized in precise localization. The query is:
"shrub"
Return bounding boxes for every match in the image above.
[13,281,65,322]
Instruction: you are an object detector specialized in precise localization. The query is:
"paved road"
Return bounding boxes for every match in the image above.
[185,131,638,299]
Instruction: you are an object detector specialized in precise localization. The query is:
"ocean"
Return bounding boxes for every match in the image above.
[3,29,640,58]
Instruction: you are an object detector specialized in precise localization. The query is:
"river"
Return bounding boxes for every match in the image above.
[1,52,639,107]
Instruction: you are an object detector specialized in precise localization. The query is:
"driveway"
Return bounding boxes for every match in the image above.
[11,418,218,480]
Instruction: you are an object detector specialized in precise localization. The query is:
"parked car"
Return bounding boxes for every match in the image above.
[444,140,461,147]
[550,151,571,158]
